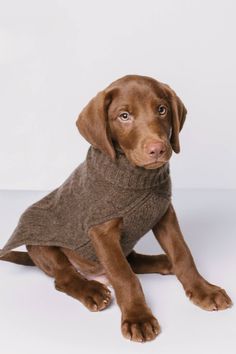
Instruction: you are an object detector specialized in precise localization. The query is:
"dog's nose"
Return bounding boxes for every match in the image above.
[145,142,166,159]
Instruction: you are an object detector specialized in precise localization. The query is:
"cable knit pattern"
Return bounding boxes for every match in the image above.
[0,147,172,262]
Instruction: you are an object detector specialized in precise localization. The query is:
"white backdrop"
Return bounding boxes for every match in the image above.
[0,0,235,190]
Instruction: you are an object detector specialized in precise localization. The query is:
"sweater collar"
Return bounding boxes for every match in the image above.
[86,146,170,190]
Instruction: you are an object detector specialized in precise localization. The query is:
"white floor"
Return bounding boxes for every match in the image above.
[0,189,235,354]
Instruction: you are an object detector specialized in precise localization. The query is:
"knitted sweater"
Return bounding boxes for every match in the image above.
[0,147,172,262]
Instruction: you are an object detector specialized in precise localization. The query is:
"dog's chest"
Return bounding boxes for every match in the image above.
[118,191,170,256]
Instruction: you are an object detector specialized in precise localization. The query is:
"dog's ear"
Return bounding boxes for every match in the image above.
[169,93,187,153]
[163,84,187,153]
[76,89,116,160]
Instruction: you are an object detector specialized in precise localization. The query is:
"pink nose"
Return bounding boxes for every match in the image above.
[144,142,166,159]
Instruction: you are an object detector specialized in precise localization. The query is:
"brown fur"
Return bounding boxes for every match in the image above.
[1,75,232,343]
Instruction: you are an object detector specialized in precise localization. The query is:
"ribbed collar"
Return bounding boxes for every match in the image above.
[86,146,170,190]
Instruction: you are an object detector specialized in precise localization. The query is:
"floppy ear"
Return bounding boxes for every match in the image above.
[162,82,187,154]
[169,93,187,153]
[76,89,116,160]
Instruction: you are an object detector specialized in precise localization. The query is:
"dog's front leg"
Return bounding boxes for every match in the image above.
[89,218,160,342]
[153,204,232,311]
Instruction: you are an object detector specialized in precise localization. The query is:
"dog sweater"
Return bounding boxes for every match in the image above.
[0,147,171,262]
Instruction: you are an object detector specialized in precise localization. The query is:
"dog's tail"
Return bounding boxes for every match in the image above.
[0,250,35,266]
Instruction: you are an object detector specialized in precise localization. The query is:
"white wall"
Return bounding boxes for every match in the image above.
[0,0,235,190]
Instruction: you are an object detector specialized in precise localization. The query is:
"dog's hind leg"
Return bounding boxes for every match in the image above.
[127,250,173,275]
[26,245,112,311]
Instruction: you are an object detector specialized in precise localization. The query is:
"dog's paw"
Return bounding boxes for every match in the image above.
[186,281,233,311]
[121,312,160,342]
[82,280,112,311]
[55,278,112,311]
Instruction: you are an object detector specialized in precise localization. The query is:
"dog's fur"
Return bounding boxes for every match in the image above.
[0,75,232,342]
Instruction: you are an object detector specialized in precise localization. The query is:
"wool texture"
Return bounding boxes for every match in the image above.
[0,147,172,262]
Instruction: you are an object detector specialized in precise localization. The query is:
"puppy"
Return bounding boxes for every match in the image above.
[0,75,232,343]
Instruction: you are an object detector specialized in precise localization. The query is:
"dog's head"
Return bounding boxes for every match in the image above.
[76,75,187,169]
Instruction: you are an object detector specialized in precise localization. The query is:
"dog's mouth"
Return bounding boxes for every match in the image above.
[142,160,167,169]
[121,146,172,169]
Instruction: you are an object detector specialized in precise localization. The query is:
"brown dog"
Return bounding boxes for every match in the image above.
[0,75,232,343]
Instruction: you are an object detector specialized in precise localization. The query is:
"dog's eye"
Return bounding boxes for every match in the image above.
[158,105,167,116]
[118,112,130,121]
